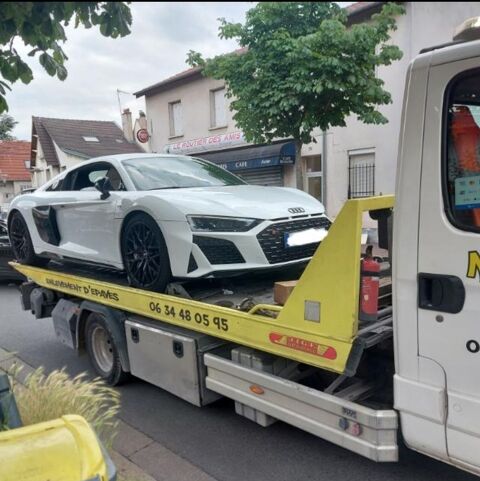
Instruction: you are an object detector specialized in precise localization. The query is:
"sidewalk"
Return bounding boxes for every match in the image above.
[0,347,217,481]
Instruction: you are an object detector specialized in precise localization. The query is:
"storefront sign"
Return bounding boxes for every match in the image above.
[219,154,295,172]
[165,131,246,155]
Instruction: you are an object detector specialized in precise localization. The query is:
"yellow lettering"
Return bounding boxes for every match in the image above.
[467,251,480,279]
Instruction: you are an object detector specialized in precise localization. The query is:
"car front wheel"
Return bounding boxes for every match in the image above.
[121,213,172,292]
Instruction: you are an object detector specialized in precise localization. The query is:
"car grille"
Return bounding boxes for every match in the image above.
[257,216,331,264]
[193,236,245,265]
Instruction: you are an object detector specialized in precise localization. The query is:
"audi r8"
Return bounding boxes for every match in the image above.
[8,154,330,291]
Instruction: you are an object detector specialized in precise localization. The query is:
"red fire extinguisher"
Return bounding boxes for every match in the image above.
[359,245,380,322]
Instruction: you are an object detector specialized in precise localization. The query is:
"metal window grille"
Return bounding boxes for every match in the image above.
[348,163,375,199]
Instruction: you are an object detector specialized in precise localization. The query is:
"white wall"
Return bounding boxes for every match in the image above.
[324,2,480,216]
[32,141,51,188]
[52,140,85,170]
[145,76,243,153]
[32,140,84,188]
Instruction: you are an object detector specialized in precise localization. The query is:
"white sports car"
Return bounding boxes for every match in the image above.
[8,154,331,291]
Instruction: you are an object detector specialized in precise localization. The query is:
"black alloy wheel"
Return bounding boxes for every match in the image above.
[9,212,48,266]
[121,213,171,292]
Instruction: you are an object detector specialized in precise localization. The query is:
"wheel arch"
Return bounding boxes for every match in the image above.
[77,300,130,373]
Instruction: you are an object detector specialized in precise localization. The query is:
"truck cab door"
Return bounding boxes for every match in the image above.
[418,58,480,470]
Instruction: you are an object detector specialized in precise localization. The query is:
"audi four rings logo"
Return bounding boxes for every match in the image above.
[288,207,305,214]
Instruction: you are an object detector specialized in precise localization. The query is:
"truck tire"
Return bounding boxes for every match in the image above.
[85,312,129,386]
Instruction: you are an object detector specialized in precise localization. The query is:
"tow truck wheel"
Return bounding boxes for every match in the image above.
[85,312,129,386]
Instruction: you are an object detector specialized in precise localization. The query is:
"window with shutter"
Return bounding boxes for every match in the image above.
[211,88,226,128]
[169,101,183,137]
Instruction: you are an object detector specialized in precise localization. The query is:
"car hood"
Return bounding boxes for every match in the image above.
[147,185,325,220]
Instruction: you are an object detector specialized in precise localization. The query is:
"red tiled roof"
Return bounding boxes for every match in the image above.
[0,141,31,182]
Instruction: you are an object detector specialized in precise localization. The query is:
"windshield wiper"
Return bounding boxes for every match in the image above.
[147,186,185,190]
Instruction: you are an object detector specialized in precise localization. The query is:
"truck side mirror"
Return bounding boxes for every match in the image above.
[94,177,113,200]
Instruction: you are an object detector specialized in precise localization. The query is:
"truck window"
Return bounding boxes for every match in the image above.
[445,69,480,231]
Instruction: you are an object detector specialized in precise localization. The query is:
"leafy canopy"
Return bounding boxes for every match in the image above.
[0,2,132,112]
[187,2,405,145]
[0,113,17,140]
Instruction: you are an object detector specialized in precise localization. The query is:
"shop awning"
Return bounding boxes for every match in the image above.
[197,141,295,172]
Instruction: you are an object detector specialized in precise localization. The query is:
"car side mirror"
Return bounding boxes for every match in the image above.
[94,177,113,200]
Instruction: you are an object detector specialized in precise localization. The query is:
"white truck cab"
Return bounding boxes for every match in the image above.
[394,17,480,474]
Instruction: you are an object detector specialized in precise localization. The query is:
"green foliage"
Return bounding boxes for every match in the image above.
[0,113,17,140]
[0,2,133,112]
[187,2,405,146]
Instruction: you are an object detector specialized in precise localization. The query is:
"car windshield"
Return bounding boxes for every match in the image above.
[122,156,246,191]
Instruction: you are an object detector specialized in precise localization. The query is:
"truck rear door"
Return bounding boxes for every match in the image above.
[418,56,480,469]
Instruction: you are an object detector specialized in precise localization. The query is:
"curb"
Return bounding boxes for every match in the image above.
[0,347,218,481]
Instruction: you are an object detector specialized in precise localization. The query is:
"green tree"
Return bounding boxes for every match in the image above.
[0,113,17,140]
[0,2,132,112]
[187,2,405,188]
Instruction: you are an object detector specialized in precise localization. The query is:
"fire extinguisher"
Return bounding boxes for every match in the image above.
[359,245,380,322]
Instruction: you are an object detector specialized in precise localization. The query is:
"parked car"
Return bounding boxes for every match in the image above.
[7,153,331,291]
[0,220,26,282]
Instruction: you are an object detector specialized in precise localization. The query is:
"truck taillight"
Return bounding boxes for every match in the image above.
[339,418,362,437]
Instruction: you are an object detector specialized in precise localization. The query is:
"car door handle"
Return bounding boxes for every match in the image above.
[418,273,465,314]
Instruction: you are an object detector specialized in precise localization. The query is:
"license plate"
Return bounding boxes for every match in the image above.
[284,228,328,247]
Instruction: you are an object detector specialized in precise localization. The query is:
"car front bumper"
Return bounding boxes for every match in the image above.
[164,215,331,279]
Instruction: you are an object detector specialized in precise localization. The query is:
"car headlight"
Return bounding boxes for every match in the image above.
[187,216,261,232]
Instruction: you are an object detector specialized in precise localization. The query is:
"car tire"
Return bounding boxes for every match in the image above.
[9,211,49,266]
[85,312,129,386]
[121,213,172,292]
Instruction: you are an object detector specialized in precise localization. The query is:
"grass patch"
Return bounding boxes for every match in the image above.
[12,367,120,447]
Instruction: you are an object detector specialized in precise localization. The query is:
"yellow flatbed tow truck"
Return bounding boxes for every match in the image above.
[12,17,480,477]
[12,195,397,462]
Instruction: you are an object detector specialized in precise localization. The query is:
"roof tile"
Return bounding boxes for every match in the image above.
[0,141,31,182]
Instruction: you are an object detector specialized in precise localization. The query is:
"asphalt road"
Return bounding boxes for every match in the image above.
[0,282,476,481]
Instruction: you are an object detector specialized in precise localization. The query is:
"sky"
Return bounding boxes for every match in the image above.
[7,2,352,140]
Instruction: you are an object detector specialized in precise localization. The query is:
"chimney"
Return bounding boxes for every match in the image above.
[138,110,148,130]
[121,108,134,142]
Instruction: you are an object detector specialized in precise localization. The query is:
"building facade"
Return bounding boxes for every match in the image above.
[134,2,480,216]
[0,141,32,215]
[135,67,299,188]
